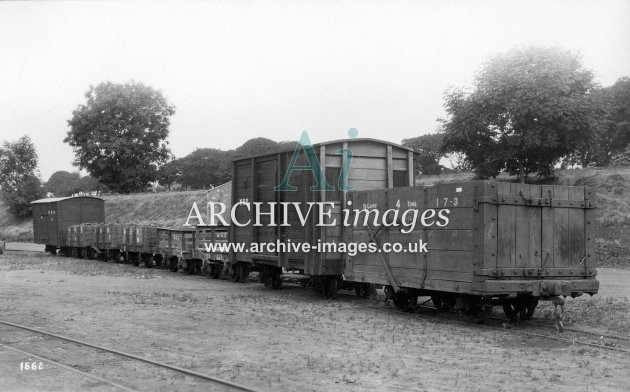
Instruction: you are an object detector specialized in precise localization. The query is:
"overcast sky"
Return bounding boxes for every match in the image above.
[1,0,629,180]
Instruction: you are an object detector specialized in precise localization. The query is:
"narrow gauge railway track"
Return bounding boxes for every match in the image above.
[0,320,261,392]
[405,303,630,355]
[490,317,630,342]
[324,293,630,355]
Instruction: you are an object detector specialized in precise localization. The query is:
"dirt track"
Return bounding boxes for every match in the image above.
[0,251,629,392]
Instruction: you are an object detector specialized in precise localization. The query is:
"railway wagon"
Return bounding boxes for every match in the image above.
[195,224,230,279]
[97,223,125,261]
[154,227,197,272]
[230,138,415,290]
[124,225,158,267]
[344,181,600,318]
[65,225,80,257]
[77,223,101,259]
[31,196,104,254]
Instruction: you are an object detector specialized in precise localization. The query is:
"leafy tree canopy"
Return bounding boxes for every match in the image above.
[175,148,233,189]
[441,46,601,181]
[167,137,296,190]
[0,136,45,217]
[234,137,280,158]
[570,77,630,167]
[45,171,103,196]
[64,81,175,193]
[402,133,445,175]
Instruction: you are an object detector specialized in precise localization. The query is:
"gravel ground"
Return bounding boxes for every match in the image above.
[0,251,628,392]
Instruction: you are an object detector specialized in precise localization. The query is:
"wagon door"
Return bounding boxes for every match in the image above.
[479,183,595,279]
[255,158,279,257]
[232,160,253,263]
[46,203,58,246]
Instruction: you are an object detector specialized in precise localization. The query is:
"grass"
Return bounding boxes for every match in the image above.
[0,251,161,278]
[536,296,630,334]
[0,199,32,242]
[0,182,230,241]
[102,181,231,227]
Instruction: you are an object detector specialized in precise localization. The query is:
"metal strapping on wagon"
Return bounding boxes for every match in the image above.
[365,224,400,293]
[473,195,595,211]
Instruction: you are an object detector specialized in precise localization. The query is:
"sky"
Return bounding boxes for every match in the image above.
[0,0,629,180]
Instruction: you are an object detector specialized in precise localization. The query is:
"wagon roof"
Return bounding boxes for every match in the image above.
[30,196,104,204]
[233,137,414,162]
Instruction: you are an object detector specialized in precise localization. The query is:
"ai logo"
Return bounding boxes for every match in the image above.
[274,128,358,192]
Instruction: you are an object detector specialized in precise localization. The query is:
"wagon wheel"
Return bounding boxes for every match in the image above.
[146,255,154,268]
[240,263,250,282]
[502,303,518,321]
[519,298,538,321]
[230,264,241,282]
[132,254,140,267]
[432,294,456,311]
[211,264,222,279]
[368,284,379,305]
[354,284,368,298]
[394,292,417,312]
[327,276,338,299]
[271,269,283,290]
[153,254,163,267]
[169,257,178,272]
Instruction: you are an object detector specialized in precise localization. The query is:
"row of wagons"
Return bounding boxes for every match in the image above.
[60,223,229,277]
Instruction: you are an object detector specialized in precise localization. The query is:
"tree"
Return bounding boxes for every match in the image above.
[46,171,103,196]
[156,160,181,190]
[64,81,175,193]
[0,136,45,217]
[176,148,232,189]
[570,77,630,166]
[402,133,445,175]
[610,145,630,167]
[441,46,601,182]
[234,137,280,158]
[76,175,101,193]
[46,171,81,196]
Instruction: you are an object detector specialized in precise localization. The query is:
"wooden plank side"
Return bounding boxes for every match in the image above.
[553,185,570,268]
[512,183,532,269]
[422,279,472,293]
[346,142,387,157]
[426,229,474,251]
[540,185,554,271]
[392,158,408,171]
[527,185,543,269]
[480,181,498,271]
[346,168,388,181]
[584,187,596,270]
[568,186,585,267]
[392,148,409,159]
[347,178,387,190]
[426,182,475,208]
[496,182,516,269]
[349,157,387,170]
[427,250,473,272]
[426,270,474,282]
[386,145,393,188]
